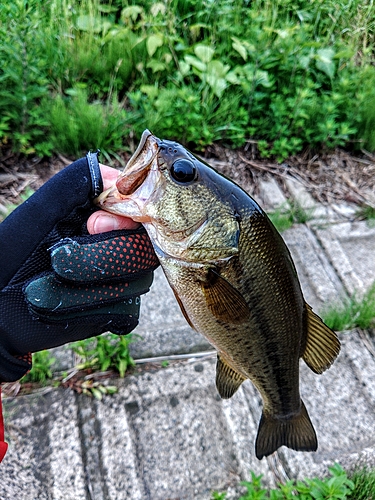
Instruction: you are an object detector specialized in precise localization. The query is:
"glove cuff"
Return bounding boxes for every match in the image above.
[86,150,103,198]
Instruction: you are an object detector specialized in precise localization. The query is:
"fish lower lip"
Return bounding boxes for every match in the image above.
[94,186,117,205]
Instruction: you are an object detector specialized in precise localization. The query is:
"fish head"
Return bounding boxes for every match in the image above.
[96,130,240,263]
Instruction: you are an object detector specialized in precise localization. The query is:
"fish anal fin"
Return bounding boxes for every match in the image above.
[216,355,246,399]
[303,303,341,374]
[202,269,250,324]
[255,400,317,460]
[170,287,196,331]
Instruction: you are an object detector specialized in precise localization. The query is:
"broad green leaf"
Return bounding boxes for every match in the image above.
[146,59,166,73]
[184,55,206,72]
[207,60,230,78]
[179,60,190,76]
[119,359,127,377]
[232,39,247,61]
[226,70,241,84]
[151,2,166,16]
[91,388,103,400]
[194,44,214,63]
[164,53,172,64]
[121,6,143,22]
[207,76,227,98]
[98,5,118,13]
[76,15,102,33]
[299,54,312,70]
[105,386,118,395]
[316,48,335,79]
[146,33,164,57]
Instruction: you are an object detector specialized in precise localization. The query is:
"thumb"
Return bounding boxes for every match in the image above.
[87,211,141,234]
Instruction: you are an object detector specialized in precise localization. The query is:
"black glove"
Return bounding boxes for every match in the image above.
[0,153,159,382]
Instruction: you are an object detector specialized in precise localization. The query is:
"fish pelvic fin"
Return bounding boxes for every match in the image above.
[216,355,246,399]
[303,303,341,374]
[255,400,317,460]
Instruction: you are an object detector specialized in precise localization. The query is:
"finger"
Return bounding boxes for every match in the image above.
[99,164,120,191]
[87,210,141,234]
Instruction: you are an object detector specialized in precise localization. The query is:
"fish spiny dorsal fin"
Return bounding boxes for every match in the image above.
[201,268,250,324]
[216,355,246,399]
[303,303,341,374]
[255,400,317,460]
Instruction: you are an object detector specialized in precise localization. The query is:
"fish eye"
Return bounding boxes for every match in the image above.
[170,159,197,184]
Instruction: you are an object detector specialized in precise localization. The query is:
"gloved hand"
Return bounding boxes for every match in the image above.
[0,152,159,382]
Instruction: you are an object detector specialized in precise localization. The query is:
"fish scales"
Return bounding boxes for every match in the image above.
[96,130,340,459]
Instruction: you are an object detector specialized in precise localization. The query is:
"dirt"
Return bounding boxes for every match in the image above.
[1,144,375,215]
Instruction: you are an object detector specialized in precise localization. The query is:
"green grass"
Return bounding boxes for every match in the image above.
[349,467,375,500]
[322,283,375,331]
[268,202,314,232]
[71,332,136,378]
[212,463,375,499]
[2,0,375,159]
[20,350,56,385]
[355,204,375,227]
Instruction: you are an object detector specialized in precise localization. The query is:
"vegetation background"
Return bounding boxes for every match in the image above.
[1,0,375,162]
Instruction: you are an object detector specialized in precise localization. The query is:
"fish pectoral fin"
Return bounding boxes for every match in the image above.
[216,355,246,399]
[303,303,341,374]
[201,269,250,324]
[255,400,317,460]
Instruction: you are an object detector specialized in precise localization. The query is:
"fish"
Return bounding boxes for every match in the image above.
[96,129,340,459]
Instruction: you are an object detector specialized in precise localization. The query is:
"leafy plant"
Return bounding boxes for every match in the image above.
[0,1,53,155]
[20,350,56,385]
[71,332,135,378]
[48,88,130,158]
[212,463,355,499]
[322,283,375,331]
[2,0,375,158]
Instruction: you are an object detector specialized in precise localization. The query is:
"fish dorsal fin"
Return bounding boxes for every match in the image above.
[216,355,246,399]
[303,303,341,374]
[201,269,250,324]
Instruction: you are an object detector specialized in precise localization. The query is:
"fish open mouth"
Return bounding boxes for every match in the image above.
[95,130,159,206]
[116,130,159,196]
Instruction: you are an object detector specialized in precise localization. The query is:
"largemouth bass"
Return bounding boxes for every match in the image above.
[96,130,340,459]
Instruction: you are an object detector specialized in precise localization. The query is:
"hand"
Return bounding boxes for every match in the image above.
[87,165,140,233]
[0,153,158,382]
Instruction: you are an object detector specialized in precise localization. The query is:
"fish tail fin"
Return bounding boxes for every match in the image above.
[255,400,317,460]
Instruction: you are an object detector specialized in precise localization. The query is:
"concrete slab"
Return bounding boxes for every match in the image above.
[282,225,346,312]
[314,221,375,294]
[3,338,375,499]
[2,389,86,500]
[284,177,335,222]
[258,177,289,211]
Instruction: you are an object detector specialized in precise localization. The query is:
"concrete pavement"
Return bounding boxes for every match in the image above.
[2,167,375,499]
